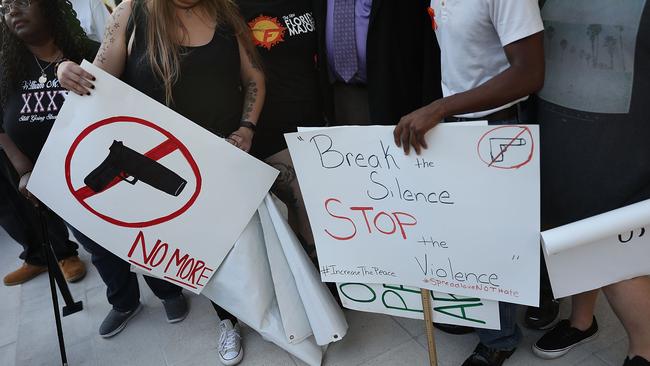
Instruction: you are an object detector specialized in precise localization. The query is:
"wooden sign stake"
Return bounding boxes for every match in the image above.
[420,289,438,366]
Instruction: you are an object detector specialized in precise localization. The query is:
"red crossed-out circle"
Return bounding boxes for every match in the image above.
[64,116,202,228]
[476,125,534,170]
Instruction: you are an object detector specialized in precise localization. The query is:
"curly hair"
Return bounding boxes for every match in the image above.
[0,0,94,106]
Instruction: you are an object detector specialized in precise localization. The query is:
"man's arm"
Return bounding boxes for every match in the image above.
[394,31,545,155]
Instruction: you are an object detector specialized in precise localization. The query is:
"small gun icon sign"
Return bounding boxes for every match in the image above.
[489,138,527,163]
[84,140,187,197]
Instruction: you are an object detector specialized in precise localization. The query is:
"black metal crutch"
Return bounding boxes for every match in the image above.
[37,206,83,366]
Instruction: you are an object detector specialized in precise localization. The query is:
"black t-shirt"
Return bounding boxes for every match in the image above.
[123,2,243,138]
[538,0,650,227]
[0,54,87,163]
[238,0,319,105]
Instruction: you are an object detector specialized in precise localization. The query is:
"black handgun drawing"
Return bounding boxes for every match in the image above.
[489,138,527,163]
[84,140,187,197]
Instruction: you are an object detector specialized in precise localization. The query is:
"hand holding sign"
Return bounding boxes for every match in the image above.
[287,125,541,306]
[28,61,278,293]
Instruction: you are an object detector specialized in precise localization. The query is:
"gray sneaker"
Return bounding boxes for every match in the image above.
[99,303,143,338]
[162,294,189,323]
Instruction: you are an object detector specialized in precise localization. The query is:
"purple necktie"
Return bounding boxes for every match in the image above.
[332,0,358,82]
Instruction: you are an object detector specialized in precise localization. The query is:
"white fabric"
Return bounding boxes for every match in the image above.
[70,0,111,42]
[431,0,544,118]
[201,195,348,366]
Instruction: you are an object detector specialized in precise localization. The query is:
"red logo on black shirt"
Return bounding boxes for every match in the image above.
[249,15,286,50]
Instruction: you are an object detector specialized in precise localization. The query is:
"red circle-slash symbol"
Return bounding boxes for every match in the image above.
[477,125,534,169]
[64,116,202,228]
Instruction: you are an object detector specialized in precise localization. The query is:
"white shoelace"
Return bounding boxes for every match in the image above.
[218,326,241,354]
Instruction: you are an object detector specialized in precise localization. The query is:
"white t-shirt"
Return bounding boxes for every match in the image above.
[70,0,111,43]
[431,0,544,118]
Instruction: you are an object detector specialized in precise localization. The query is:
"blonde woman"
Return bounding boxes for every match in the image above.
[58,0,264,364]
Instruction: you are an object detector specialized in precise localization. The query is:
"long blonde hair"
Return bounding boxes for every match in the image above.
[144,0,257,106]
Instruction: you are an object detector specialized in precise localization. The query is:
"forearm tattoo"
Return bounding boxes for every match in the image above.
[246,49,263,71]
[270,162,299,208]
[241,80,258,121]
[96,4,126,65]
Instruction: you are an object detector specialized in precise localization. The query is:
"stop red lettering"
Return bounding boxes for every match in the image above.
[324,198,417,241]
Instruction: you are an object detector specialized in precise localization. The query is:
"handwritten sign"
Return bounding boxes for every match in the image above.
[542,199,650,298]
[286,125,540,306]
[28,61,278,293]
[337,283,500,329]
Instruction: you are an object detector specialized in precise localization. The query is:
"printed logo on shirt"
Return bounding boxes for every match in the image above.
[248,12,316,50]
[282,12,315,37]
[249,15,286,50]
[19,78,67,123]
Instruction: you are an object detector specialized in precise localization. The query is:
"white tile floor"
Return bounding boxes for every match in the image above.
[0,229,629,366]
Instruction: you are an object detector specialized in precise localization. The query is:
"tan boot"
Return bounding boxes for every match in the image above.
[3,262,47,286]
[59,256,87,283]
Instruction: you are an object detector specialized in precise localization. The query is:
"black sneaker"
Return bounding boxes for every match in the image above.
[532,317,598,359]
[434,323,475,335]
[99,303,143,338]
[624,356,650,366]
[162,294,189,323]
[462,343,516,366]
[525,299,560,330]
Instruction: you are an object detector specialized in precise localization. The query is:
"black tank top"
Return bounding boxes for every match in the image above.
[123,1,243,137]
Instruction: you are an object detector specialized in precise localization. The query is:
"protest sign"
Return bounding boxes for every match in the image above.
[337,283,501,330]
[542,199,650,298]
[286,125,540,305]
[28,61,278,293]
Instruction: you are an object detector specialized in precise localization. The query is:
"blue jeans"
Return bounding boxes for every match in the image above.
[442,115,525,350]
[476,302,522,350]
[69,227,182,312]
[473,116,524,350]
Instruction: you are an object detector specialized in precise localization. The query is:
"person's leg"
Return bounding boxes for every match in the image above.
[602,276,650,361]
[142,275,183,301]
[213,302,243,365]
[43,209,79,261]
[464,302,521,365]
[69,226,140,312]
[476,302,522,350]
[0,174,49,285]
[532,290,599,359]
[212,301,237,324]
[141,275,187,323]
[569,290,599,330]
[525,249,560,329]
[69,227,145,337]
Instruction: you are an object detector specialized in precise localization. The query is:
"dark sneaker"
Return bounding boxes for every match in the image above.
[624,356,650,366]
[532,317,598,359]
[162,294,189,323]
[434,323,475,335]
[99,303,142,338]
[462,343,516,366]
[525,299,560,330]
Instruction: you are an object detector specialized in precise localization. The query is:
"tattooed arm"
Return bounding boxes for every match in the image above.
[226,37,265,153]
[57,1,132,95]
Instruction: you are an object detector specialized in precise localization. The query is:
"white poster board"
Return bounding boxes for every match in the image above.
[542,199,650,298]
[286,125,540,306]
[28,61,278,293]
[337,283,501,330]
